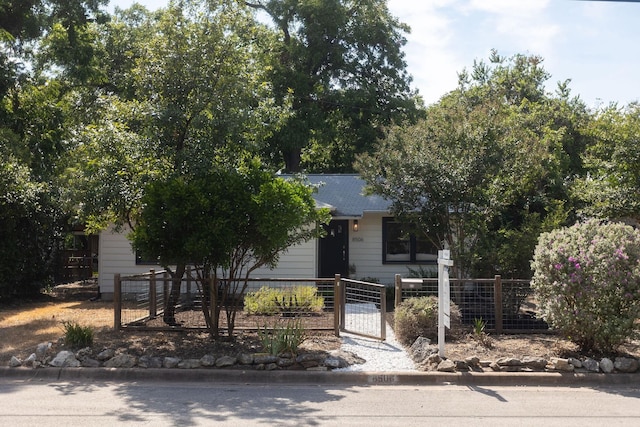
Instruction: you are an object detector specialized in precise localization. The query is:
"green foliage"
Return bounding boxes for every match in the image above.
[130,158,330,336]
[244,286,324,316]
[406,266,437,278]
[257,319,306,356]
[573,103,640,222]
[358,52,583,277]
[393,296,461,346]
[62,321,94,348]
[65,2,284,230]
[0,156,62,300]
[248,0,422,172]
[470,317,493,348]
[472,317,486,335]
[531,220,640,353]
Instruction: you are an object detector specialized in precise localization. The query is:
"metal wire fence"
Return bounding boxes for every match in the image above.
[394,275,549,333]
[114,270,337,332]
[339,278,386,340]
[114,270,547,334]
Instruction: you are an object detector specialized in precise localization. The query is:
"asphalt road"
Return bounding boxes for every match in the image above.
[1,379,639,426]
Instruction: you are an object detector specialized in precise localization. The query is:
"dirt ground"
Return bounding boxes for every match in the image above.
[2,287,639,365]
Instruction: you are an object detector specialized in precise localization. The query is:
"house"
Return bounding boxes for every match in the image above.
[97,174,439,299]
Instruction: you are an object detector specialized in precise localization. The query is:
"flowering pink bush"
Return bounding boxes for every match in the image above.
[531,220,640,353]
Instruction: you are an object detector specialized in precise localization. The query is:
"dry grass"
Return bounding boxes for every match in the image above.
[0,297,114,361]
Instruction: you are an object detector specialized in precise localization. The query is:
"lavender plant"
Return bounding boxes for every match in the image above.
[531,220,640,353]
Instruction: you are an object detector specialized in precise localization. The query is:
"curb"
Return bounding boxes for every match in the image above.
[1,367,637,387]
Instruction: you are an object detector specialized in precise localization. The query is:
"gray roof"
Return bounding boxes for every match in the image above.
[294,174,392,217]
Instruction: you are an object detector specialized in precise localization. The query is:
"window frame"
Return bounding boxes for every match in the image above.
[382,217,438,264]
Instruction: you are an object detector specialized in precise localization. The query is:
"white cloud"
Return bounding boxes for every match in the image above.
[388,0,466,104]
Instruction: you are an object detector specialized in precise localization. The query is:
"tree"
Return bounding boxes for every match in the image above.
[357,53,585,278]
[0,0,108,297]
[0,152,61,299]
[64,1,284,232]
[62,1,288,324]
[246,0,422,172]
[130,159,330,335]
[573,102,640,222]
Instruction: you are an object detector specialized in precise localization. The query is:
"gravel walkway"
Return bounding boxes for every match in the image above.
[334,303,416,372]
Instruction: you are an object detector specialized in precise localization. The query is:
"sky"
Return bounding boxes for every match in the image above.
[109,0,640,108]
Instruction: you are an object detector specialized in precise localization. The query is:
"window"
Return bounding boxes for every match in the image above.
[135,251,160,266]
[382,217,438,264]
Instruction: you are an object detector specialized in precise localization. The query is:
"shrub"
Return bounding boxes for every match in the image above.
[394,296,461,346]
[62,321,94,348]
[531,220,640,353]
[244,286,324,315]
[257,320,306,356]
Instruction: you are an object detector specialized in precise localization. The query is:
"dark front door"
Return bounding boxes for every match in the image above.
[319,220,349,278]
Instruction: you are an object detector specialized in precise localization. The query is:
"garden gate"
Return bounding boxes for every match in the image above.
[336,275,387,340]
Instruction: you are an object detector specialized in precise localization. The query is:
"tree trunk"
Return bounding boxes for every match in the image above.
[163,263,186,326]
[283,148,302,173]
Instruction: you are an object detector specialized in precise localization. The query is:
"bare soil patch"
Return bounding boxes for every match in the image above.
[2,284,639,365]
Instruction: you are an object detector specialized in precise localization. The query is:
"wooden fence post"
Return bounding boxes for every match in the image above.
[114,273,121,330]
[149,269,157,318]
[163,271,169,311]
[394,274,402,309]
[186,266,192,304]
[334,274,341,337]
[494,275,503,333]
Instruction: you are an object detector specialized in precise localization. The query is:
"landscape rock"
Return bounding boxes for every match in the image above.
[325,350,365,368]
[421,353,442,371]
[23,353,38,368]
[568,357,582,369]
[96,348,115,361]
[549,358,573,372]
[614,357,638,373]
[464,356,480,368]
[277,358,295,368]
[253,353,278,365]
[437,359,456,372]
[496,357,522,367]
[80,358,101,368]
[454,360,470,371]
[409,337,438,363]
[522,356,547,370]
[138,356,163,369]
[104,354,137,368]
[265,362,278,371]
[215,356,237,368]
[9,356,22,367]
[163,357,181,368]
[199,354,216,367]
[35,343,52,362]
[238,353,254,365]
[582,358,599,372]
[49,351,80,368]
[600,358,614,373]
[75,347,93,361]
[178,359,202,369]
[490,361,521,372]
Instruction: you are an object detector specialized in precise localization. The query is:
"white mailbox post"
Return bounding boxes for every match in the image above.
[437,250,453,357]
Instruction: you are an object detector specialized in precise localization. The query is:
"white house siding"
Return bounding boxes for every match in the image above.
[99,213,436,298]
[98,226,156,298]
[99,226,318,299]
[348,213,437,286]
[248,239,316,278]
